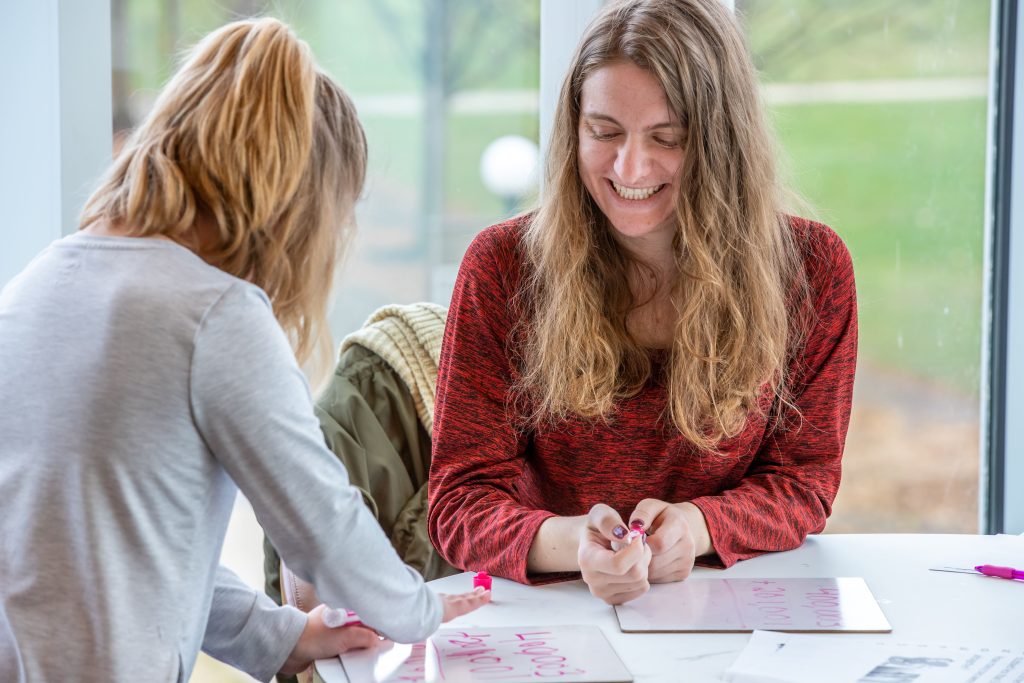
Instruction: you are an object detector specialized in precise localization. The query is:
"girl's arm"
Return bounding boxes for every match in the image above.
[191,284,443,643]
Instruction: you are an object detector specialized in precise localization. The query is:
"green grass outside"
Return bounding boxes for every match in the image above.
[772,99,987,393]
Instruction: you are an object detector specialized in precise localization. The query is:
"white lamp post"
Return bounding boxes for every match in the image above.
[480,134,540,216]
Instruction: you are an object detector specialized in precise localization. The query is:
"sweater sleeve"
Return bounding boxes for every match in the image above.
[202,566,306,682]
[689,223,858,567]
[428,226,556,584]
[191,283,441,644]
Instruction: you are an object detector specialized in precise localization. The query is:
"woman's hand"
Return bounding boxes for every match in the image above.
[578,503,652,604]
[279,604,382,676]
[279,588,490,675]
[629,499,697,583]
[440,586,492,622]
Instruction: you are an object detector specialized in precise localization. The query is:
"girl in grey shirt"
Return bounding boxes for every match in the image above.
[0,18,487,683]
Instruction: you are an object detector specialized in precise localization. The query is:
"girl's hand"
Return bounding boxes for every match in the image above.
[279,604,381,676]
[629,498,696,583]
[439,586,492,622]
[578,503,652,604]
[280,586,492,676]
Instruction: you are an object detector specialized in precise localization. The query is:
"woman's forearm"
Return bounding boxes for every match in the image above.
[526,514,588,573]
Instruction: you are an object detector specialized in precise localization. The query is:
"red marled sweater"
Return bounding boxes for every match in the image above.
[428,215,857,583]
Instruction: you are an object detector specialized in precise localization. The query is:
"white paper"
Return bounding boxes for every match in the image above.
[337,625,633,683]
[723,630,1024,683]
[614,578,891,633]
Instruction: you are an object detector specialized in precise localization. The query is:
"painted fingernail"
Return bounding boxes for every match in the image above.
[631,519,645,530]
[612,525,627,539]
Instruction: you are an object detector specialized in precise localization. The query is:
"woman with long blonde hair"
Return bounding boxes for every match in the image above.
[0,18,486,682]
[429,0,857,604]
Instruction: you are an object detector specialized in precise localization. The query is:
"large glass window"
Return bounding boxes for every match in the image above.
[740,0,991,532]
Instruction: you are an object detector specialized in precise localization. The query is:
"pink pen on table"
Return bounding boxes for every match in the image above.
[321,607,365,629]
[975,564,1024,581]
[930,564,1024,581]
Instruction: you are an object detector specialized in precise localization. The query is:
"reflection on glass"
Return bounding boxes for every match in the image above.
[741,0,989,532]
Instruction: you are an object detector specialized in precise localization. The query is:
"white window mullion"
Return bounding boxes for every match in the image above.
[0,0,111,288]
[539,0,604,166]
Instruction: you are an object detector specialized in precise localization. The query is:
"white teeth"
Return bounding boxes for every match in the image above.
[611,181,662,200]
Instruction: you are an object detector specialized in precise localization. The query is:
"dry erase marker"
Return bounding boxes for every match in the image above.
[322,607,365,629]
[975,564,1024,581]
[930,564,1024,581]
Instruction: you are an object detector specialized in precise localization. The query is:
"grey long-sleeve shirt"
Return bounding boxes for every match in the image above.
[0,234,441,682]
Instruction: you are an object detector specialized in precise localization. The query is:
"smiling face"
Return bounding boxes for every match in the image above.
[577,60,685,253]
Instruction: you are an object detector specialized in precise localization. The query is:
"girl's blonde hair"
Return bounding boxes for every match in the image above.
[80,18,366,381]
[519,0,809,450]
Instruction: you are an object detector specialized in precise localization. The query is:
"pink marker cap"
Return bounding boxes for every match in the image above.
[473,571,492,591]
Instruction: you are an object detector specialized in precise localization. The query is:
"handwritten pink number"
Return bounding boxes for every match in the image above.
[499,632,553,643]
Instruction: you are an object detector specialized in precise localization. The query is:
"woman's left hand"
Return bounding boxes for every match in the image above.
[628,499,697,583]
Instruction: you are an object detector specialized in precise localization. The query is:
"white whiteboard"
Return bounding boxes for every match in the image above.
[325,624,633,683]
[614,577,891,633]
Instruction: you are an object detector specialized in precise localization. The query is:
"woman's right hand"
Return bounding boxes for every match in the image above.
[439,586,492,622]
[578,503,652,604]
[279,605,382,676]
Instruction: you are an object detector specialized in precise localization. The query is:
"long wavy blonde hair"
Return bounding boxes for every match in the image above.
[80,18,366,382]
[519,0,809,450]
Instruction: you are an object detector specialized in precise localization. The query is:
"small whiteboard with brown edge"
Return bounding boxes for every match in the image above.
[613,577,892,633]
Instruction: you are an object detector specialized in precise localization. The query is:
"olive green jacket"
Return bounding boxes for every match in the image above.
[263,304,458,613]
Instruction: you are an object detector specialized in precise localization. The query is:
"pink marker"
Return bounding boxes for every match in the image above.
[473,571,492,591]
[321,607,365,629]
[975,564,1024,581]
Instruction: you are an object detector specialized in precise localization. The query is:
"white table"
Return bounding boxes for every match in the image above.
[316,534,1024,682]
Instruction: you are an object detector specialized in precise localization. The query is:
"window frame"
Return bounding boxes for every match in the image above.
[984,0,1023,534]
[0,0,112,287]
